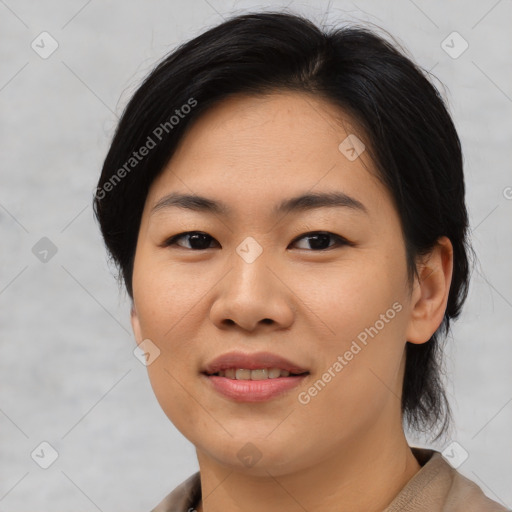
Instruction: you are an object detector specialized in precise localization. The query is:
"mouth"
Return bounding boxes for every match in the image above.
[201,351,310,402]
[204,368,309,379]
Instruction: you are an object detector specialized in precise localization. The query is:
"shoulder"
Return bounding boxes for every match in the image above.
[149,471,201,512]
[385,448,510,512]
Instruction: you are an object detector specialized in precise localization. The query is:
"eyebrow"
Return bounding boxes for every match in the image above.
[150,191,368,217]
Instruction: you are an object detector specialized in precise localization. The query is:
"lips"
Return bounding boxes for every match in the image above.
[201,351,310,402]
[202,351,309,376]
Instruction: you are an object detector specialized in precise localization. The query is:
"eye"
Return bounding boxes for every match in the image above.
[162,230,352,251]
[289,231,352,251]
[163,231,219,250]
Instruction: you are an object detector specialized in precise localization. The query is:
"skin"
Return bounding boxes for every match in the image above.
[130,91,453,512]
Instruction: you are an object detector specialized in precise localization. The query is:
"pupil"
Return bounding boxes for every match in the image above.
[190,233,211,249]
[309,234,330,250]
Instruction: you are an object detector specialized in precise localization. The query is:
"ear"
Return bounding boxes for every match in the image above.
[405,236,454,344]
[130,302,143,343]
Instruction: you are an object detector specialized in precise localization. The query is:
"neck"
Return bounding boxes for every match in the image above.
[195,428,421,512]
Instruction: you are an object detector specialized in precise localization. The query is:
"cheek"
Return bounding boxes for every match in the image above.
[132,254,212,339]
[132,259,211,431]
[145,360,207,442]
[292,251,407,341]
[291,254,409,407]
[294,295,407,442]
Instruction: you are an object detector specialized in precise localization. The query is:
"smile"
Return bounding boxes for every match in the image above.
[201,351,310,401]
[207,368,307,380]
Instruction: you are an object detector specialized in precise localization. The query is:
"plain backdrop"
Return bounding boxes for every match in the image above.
[1,0,511,510]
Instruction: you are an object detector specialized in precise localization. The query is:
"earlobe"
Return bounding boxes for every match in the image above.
[130,302,143,343]
[405,236,454,344]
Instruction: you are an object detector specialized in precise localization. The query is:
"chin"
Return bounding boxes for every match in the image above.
[196,434,315,477]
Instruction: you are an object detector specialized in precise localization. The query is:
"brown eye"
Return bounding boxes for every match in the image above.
[290,231,352,251]
[164,231,220,250]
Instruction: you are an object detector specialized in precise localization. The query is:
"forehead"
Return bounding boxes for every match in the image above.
[170,91,364,165]
[144,91,392,220]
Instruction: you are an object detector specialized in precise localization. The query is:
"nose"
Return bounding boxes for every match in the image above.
[209,250,295,332]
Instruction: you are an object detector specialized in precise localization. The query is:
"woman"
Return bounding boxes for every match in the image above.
[93,11,508,512]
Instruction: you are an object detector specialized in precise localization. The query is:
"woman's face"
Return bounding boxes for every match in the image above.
[130,91,425,475]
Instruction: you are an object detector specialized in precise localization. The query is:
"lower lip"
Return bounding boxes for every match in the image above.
[203,374,308,402]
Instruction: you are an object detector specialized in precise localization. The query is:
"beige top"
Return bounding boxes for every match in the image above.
[150,448,509,511]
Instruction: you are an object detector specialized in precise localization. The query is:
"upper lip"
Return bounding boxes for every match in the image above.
[202,351,309,375]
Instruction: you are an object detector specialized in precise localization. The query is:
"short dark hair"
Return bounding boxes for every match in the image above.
[93,11,473,439]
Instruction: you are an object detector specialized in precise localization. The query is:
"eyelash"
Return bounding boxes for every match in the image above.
[162,231,353,251]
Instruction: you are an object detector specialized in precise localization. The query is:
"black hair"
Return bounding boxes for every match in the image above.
[93,11,473,440]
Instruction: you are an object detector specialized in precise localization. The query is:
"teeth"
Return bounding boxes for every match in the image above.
[248,369,268,380]
[268,368,282,379]
[236,369,252,380]
[224,368,236,379]
[213,368,294,379]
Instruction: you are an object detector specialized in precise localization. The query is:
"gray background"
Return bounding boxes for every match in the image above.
[1,0,511,510]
